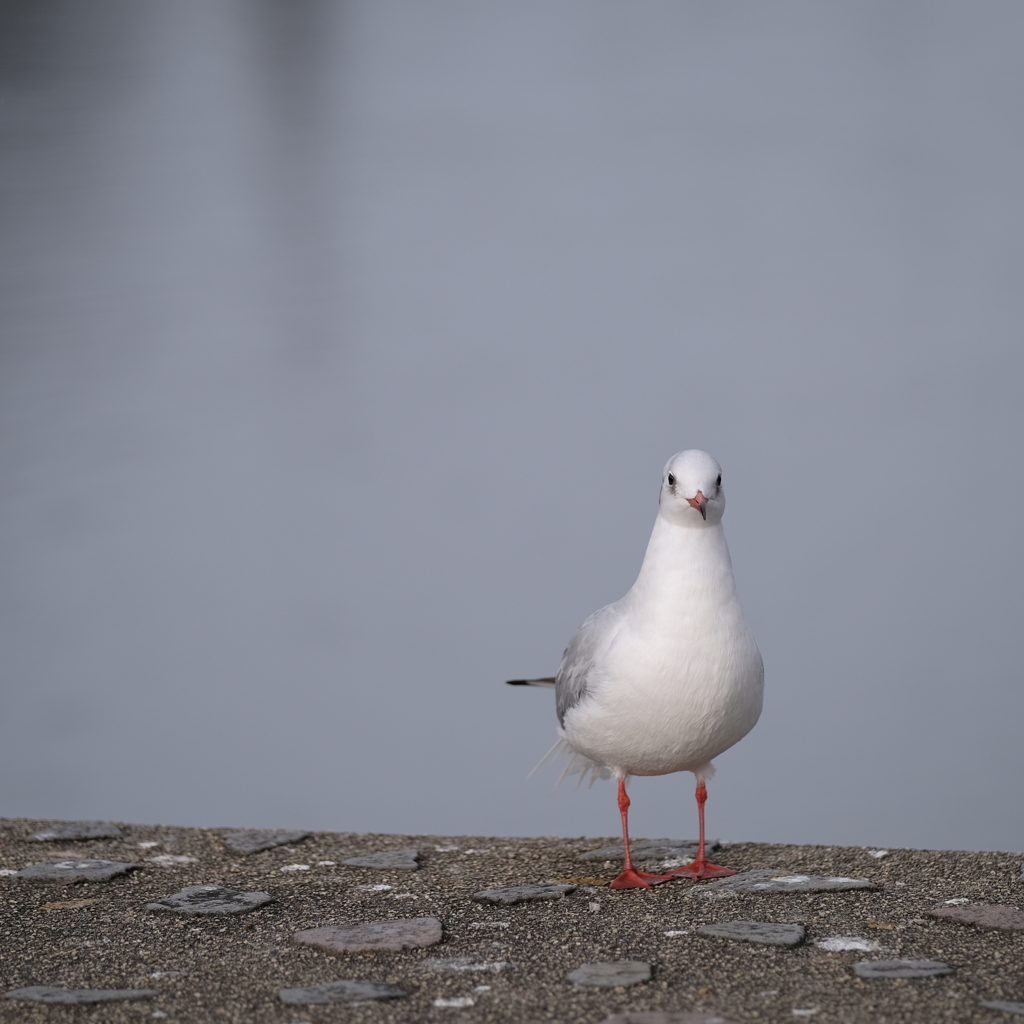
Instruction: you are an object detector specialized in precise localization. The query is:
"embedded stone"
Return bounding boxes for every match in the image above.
[698,870,874,894]
[219,829,310,854]
[928,904,1024,932]
[147,855,198,867]
[279,979,406,1004]
[145,884,273,915]
[421,958,512,972]
[567,961,651,987]
[596,1014,741,1024]
[14,859,139,883]
[980,1001,1024,1016]
[815,936,875,951]
[853,959,952,979]
[472,883,576,905]
[342,848,419,870]
[27,822,124,842]
[293,917,442,953]
[698,921,805,946]
[578,838,718,862]
[5,987,157,1004]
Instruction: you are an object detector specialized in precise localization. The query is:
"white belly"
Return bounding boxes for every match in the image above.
[561,620,764,777]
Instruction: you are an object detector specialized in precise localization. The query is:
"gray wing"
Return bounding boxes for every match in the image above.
[555,602,621,726]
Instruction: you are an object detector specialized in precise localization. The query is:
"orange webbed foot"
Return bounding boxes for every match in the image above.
[666,860,736,880]
[609,867,674,889]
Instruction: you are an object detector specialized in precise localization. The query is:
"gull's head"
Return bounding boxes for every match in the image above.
[659,450,725,527]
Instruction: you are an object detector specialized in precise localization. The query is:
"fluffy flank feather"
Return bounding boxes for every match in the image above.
[529,736,612,787]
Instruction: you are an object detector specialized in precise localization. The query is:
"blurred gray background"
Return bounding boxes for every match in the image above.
[2,1,1022,853]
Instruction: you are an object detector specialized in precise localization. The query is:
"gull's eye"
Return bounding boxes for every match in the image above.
[716,474,722,487]
[667,473,676,487]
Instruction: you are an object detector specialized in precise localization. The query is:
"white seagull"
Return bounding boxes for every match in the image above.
[509,450,764,889]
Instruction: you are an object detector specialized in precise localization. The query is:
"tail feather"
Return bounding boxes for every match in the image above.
[510,677,610,786]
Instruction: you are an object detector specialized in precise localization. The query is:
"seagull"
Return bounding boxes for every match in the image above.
[508,450,763,889]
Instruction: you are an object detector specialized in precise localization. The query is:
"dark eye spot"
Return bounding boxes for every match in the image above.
[667,473,676,487]
[716,474,722,487]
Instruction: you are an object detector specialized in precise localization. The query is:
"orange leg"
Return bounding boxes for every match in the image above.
[666,779,736,880]
[609,779,673,889]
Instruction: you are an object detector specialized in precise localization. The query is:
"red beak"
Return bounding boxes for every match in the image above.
[687,490,707,520]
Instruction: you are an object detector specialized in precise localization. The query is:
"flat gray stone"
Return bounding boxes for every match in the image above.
[980,1001,1024,1016]
[698,870,874,894]
[929,903,1024,932]
[342,848,419,870]
[567,961,651,987]
[472,883,576,905]
[13,858,139,883]
[293,917,442,953]
[145,884,273,915]
[27,821,124,842]
[5,987,157,1004]
[596,1014,741,1024]
[698,920,806,946]
[853,959,953,979]
[279,979,406,1004]
[219,828,310,854]
[421,957,512,972]
[578,838,718,862]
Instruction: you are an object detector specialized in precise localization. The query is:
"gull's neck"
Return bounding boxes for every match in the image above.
[628,513,738,613]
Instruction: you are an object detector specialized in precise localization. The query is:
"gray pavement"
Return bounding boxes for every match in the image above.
[1,818,1022,1023]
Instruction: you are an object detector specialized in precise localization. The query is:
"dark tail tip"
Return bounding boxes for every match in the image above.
[506,679,530,686]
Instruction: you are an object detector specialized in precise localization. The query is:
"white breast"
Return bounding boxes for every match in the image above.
[560,517,764,778]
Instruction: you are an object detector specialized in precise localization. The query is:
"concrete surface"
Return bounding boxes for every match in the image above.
[2,818,1022,1023]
